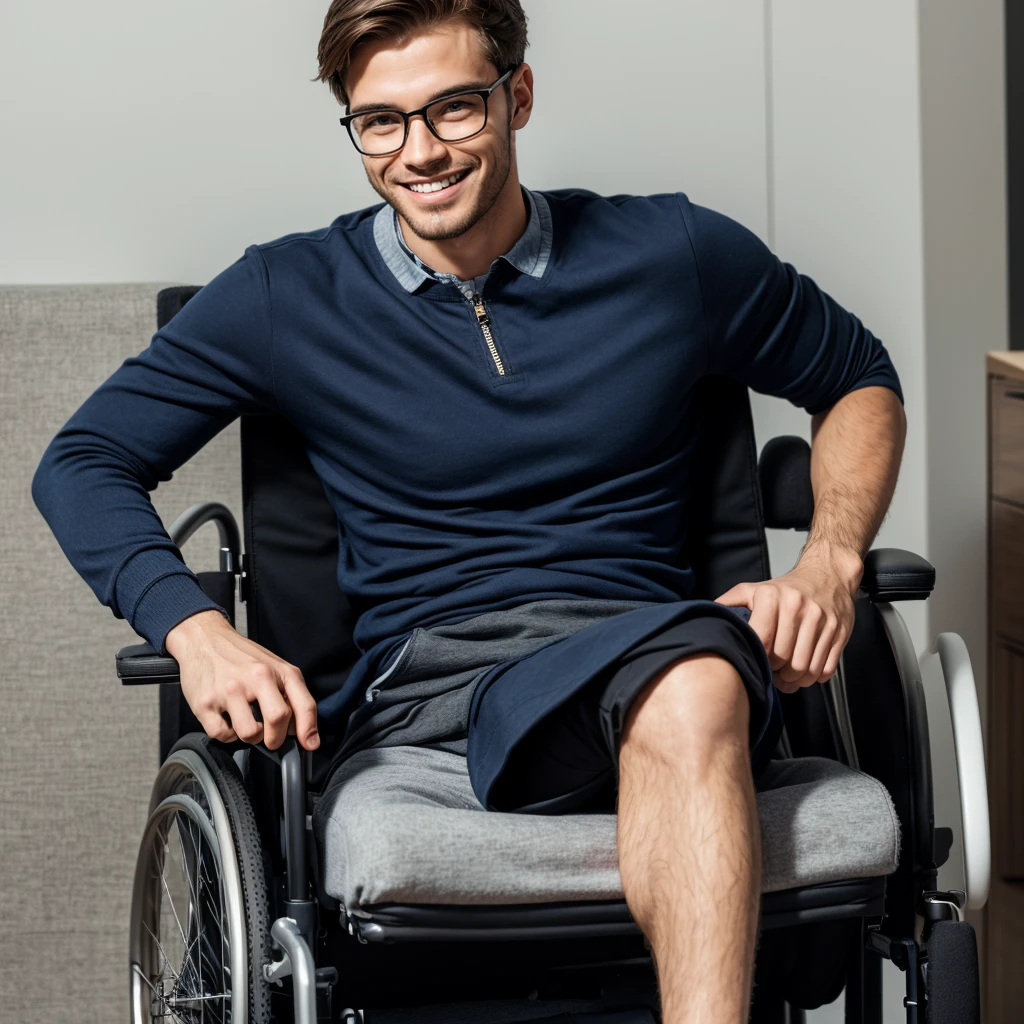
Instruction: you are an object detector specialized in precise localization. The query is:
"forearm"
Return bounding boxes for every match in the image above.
[804,385,906,586]
[32,250,275,652]
[32,428,224,652]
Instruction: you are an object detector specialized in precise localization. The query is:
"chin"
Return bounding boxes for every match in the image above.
[393,191,481,242]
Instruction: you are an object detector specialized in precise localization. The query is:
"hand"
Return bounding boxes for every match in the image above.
[715,543,862,693]
[165,609,319,750]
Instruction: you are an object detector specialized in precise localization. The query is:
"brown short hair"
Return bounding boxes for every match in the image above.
[316,0,528,107]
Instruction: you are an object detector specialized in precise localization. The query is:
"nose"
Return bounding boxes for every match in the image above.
[402,113,449,168]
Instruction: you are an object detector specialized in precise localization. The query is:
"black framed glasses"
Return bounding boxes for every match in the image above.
[339,67,517,156]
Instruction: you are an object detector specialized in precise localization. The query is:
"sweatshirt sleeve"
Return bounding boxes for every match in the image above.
[677,195,903,414]
[32,246,278,653]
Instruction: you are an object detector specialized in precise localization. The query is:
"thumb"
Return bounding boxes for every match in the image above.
[715,581,756,608]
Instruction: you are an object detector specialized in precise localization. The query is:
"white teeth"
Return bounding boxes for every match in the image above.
[408,173,463,193]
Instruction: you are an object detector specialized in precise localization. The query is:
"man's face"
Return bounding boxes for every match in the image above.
[345,20,531,241]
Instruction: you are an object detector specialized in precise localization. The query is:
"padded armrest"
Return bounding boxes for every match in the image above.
[116,642,181,684]
[758,436,814,530]
[861,548,936,602]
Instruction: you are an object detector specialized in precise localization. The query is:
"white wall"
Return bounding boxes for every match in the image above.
[0,1,1007,1021]
[766,0,928,660]
[0,0,374,283]
[919,0,1007,727]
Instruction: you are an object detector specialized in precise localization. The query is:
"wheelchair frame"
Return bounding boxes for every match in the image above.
[114,282,989,1024]
[118,500,988,1024]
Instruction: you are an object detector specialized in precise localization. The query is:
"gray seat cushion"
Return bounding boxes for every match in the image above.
[312,746,900,911]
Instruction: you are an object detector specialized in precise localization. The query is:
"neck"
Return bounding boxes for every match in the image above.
[397,171,527,280]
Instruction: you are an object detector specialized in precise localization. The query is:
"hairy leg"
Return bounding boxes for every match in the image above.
[617,654,761,1024]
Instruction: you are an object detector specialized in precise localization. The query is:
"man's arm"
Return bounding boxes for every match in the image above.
[165,609,320,750]
[678,194,906,687]
[717,385,905,690]
[33,249,320,749]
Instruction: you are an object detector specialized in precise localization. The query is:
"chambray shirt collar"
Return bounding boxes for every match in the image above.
[373,187,552,294]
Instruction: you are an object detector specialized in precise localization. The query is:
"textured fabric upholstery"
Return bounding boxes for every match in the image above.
[0,285,243,1021]
[313,746,901,910]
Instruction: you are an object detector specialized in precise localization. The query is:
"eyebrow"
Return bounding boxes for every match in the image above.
[348,81,492,116]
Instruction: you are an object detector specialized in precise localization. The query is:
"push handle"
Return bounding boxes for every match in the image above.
[928,633,990,909]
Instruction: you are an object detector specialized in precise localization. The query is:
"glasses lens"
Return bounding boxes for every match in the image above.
[425,93,487,141]
[350,111,406,155]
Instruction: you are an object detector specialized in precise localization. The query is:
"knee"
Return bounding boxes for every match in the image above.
[621,654,750,771]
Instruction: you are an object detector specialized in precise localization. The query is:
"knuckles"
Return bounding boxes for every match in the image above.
[262,705,290,727]
[236,722,264,742]
[222,677,245,699]
[249,663,275,684]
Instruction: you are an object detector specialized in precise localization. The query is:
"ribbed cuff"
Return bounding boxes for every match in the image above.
[115,548,226,654]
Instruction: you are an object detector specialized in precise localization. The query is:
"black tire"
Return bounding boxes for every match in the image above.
[129,733,273,1023]
[924,920,980,1024]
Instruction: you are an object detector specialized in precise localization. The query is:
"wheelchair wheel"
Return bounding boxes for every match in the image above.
[129,734,273,1023]
[924,921,980,1024]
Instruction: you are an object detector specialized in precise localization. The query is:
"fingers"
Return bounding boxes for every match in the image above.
[777,604,826,687]
[742,583,851,692]
[772,669,800,695]
[819,622,848,682]
[225,663,316,751]
[725,574,855,694]
[281,668,320,751]
[808,617,839,681]
[180,645,317,750]
[715,582,756,608]
[249,666,293,750]
[224,689,264,744]
[747,586,781,668]
[196,708,238,744]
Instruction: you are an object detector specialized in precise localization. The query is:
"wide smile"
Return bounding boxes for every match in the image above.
[399,168,471,204]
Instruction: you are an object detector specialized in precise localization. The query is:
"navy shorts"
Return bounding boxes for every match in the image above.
[487,613,775,814]
[330,598,781,814]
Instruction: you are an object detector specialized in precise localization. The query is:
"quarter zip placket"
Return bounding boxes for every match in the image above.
[471,293,506,376]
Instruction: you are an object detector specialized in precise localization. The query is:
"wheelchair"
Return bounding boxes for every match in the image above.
[115,286,990,1024]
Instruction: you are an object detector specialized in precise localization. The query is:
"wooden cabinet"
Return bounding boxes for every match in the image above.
[992,378,1024,505]
[991,503,1024,644]
[987,879,1024,1023]
[987,352,1024,1017]
[990,642,1024,880]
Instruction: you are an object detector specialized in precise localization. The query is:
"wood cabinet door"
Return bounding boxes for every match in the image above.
[990,641,1024,880]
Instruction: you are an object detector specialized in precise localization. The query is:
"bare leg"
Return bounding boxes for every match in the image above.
[617,654,761,1024]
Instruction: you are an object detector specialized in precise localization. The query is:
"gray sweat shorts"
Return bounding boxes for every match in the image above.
[329,597,778,814]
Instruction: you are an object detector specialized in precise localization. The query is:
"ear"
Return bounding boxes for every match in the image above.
[509,63,534,130]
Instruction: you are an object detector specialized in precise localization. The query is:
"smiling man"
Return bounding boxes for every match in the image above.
[32,1,905,1021]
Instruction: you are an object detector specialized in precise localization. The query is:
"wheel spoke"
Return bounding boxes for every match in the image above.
[172,819,205,1009]
[178,811,209,1020]
[132,752,262,1024]
[147,810,233,1024]
[143,919,187,999]
[160,858,190,953]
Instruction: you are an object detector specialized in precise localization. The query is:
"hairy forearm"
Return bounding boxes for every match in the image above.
[718,385,905,688]
[804,385,906,585]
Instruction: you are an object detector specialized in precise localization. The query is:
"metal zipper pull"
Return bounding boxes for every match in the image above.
[364,634,414,702]
[471,293,506,376]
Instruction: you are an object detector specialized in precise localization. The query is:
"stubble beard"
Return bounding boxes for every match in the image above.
[367,125,513,243]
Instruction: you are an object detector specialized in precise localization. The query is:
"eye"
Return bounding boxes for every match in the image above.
[355,112,402,134]
[431,96,480,123]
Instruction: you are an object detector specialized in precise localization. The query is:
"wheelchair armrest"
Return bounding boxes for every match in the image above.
[862,548,936,602]
[758,436,814,531]
[114,503,242,686]
[116,642,180,684]
[169,502,241,573]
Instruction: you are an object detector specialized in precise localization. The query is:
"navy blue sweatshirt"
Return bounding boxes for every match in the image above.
[32,189,902,697]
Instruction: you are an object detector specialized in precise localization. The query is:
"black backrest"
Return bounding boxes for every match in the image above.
[157,286,771,703]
